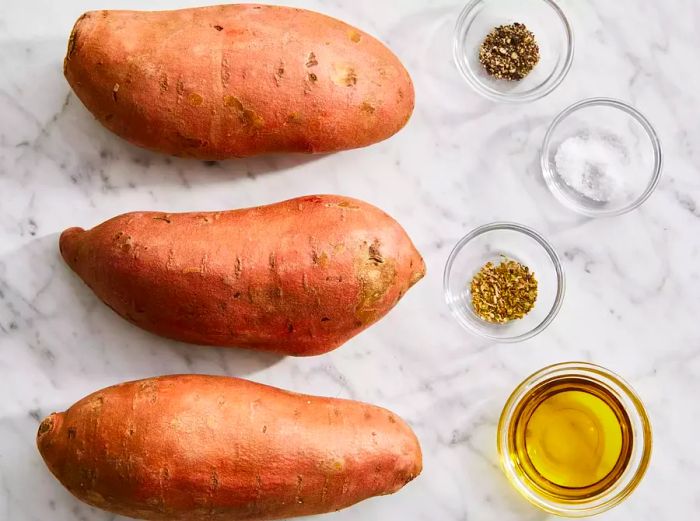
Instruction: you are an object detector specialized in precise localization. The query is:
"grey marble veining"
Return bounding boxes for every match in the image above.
[1,0,699,520]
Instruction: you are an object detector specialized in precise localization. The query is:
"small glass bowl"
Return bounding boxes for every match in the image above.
[541,98,663,217]
[453,0,574,103]
[443,222,565,342]
[497,362,652,516]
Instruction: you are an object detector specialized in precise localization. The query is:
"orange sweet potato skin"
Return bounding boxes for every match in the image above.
[59,195,425,355]
[64,4,414,159]
[37,375,422,521]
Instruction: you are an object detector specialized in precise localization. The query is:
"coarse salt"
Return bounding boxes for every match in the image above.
[554,132,630,202]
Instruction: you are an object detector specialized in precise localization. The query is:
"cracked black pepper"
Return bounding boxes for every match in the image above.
[479,22,540,81]
[470,258,538,323]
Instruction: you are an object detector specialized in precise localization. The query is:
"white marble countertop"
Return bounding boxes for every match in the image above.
[2,0,699,519]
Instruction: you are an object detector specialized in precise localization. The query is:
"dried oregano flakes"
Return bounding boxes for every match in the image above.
[470,257,538,323]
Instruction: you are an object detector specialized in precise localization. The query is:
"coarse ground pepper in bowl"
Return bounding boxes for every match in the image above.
[444,223,565,342]
[454,0,573,103]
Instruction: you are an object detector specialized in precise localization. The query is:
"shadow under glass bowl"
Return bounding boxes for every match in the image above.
[443,222,565,343]
[541,98,663,217]
[453,0,574,103]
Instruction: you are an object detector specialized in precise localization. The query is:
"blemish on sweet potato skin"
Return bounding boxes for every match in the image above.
[348,29,362,43]
[305,52,318,67]
[360,102,376,114]
[36,375,423,520]
[331,64,358,87]
[311,250,329,268]
[62,5,414,159]
[58,196,425,356]
[354,253,398,324]
[286,112,303,124]
[188,93,203,106]
[223,95,264,128]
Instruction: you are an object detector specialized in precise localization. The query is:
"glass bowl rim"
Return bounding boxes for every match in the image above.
[443,222,566,343]
[453,0,575,103]
[497,361,653,516]
[540,97,664,217]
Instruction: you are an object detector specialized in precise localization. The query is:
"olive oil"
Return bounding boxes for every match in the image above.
[508,377,633,500]
[499,363,652,516]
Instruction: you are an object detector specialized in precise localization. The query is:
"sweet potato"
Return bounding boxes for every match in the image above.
[64,4,414,159]
[37,374,422,520]
[59,195,425,355]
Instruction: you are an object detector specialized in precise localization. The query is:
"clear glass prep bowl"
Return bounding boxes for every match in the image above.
[541,98,663,217]
[453,0,574,103]
[443,222,565,342]
[497,362,653,516]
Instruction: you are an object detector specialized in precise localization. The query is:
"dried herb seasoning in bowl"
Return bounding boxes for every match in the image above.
[471,257,538,323]
[454,0,573,103]
[444,223,564,342]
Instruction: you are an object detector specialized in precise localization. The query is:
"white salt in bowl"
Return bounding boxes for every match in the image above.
[541,98,663,217]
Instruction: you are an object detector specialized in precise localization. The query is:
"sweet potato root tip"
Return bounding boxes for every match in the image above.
[37,413,61,438]
[64,12,89,74]
[66,13,89,58]
[409,257,427,287]
[59,227,85,263]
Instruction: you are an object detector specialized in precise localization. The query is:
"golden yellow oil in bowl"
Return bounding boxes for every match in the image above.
[498,362,652,516]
